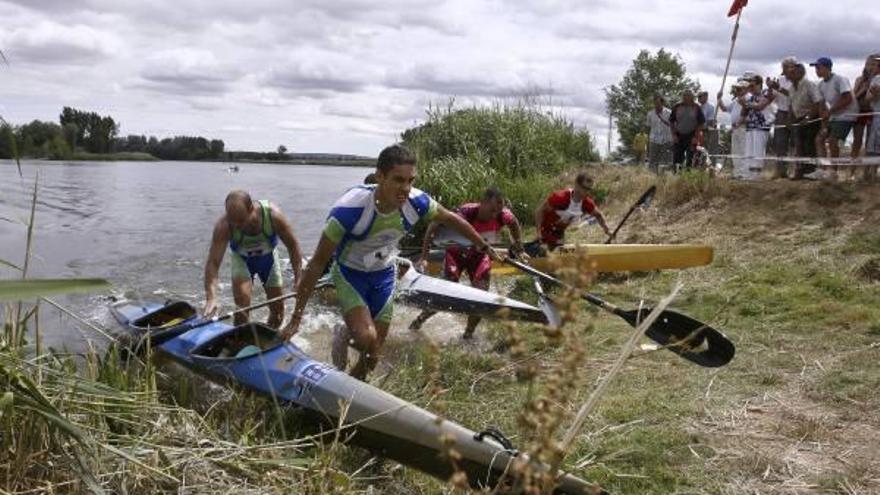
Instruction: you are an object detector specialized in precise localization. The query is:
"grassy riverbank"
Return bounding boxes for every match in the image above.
[4,166,879,493]
[378,167,880,494]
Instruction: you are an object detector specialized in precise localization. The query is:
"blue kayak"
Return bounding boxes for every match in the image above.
[109,299,600,494]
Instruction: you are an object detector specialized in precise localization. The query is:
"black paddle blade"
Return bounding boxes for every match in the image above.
[619,307,735,367]
[637,185,657,208]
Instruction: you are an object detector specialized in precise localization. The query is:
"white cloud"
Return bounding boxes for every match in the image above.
[0,0,878,155]
[2,19,120,64]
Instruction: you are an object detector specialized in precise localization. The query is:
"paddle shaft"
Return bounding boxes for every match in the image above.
[505,258,624,317]
[208,291,298,325]
[503,258,735,368]
[139,291,300,350]
[605,186,656,244]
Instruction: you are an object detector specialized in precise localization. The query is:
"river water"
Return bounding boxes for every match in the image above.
[0,160,466,359]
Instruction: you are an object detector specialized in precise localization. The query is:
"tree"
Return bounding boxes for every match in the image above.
[277,145,287,155]
[605,49,699,157]
[58,107,117,153]
[209,139,224,158]
[0,123,15,159]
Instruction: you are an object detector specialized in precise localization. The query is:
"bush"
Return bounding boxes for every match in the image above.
[403,99,600,225]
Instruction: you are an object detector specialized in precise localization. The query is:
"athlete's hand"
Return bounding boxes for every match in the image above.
[415,257,428,273]
[486,246,502,262]
[203,299,218,318]
[509,244,530,262]
[280,314,301,340]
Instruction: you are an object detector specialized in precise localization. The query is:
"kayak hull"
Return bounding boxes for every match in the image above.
[109,300,600,494]
[413,244,714,276]
[395,266,547,323]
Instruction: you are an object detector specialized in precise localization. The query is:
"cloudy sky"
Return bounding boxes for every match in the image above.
[1,0,877,156]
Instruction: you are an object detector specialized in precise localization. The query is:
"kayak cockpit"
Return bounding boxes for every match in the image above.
[190,323,284,360]
[131,301,197,330]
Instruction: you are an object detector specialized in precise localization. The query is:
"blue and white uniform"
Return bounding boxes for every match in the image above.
[322,185,438,323]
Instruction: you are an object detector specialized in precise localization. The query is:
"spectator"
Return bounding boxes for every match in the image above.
[766,56,798,178]
[698,91,718,166]
[632,131,648,166]
[865,55,880,180]
[788,64,824,179]
[812,57,859,179]
[669,89,705,172]
[852,54,879,164]
[645,95,673,174]
[743,74,776,180]
[717,80,750,178]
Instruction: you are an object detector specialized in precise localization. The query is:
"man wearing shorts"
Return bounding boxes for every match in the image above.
[526,172,611,256]
[282,144,499,380]
[409,187,526,339]
[203,190,304,328]
[813,57,859,177]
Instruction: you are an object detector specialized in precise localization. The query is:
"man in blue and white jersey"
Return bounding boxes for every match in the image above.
[282,144,499,380]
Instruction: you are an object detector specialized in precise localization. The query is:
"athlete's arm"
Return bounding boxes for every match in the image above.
[434,206,500,261]
[280,234,337,339]
[507,215,528,259]
[270,206,304,286]
[418,221,440,272]
[203,217,229,317]
[593,208,612,238]
[534,199,551,242]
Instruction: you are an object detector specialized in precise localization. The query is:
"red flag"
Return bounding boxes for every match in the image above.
[727,0,747,17]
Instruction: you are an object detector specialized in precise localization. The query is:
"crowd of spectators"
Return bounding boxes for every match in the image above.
[641,54,880,181]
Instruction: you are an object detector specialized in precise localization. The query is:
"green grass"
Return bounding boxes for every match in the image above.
[402,99,601,224]
[6,146,880,493]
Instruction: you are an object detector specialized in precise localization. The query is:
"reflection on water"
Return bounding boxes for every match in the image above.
[0,160,511,359]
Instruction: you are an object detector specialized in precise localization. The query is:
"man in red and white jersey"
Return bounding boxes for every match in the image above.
[411,187,525,339]
[527,172,611,256]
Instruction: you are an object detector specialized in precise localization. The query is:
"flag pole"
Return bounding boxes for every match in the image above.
[719,9,743,97]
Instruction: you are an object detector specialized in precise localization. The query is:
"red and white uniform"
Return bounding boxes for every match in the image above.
[539,188,597,247]
[444,203,515,286]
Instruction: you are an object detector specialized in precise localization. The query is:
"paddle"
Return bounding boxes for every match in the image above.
[532,274,561,329]
[504,258,734,367]
[133,291,302,352]
[605,185,656,244]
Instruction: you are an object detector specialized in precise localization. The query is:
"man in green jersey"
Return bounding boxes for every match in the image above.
[204,190,304,328]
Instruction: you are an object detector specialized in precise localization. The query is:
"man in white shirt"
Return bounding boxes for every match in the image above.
[645,95,673,174]
[767,57,797,177]
[698,91,718,165]
[812,57,859,164]
[789,64,826,179]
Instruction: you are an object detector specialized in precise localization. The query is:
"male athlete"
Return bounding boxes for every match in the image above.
[527,172,612,256]
[281,144,499,380]
[409,186,526,338]
[204,190,303,328]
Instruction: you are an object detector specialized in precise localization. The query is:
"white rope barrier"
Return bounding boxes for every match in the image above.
[707,154,880,167]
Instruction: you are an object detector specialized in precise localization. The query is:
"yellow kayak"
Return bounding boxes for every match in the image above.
[416,244,714,276]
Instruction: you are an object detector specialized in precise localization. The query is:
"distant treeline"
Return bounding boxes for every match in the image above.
[0,107,226,161]
[0,109,375,165]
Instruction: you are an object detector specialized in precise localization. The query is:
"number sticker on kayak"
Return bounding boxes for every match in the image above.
[299,362,333,385]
